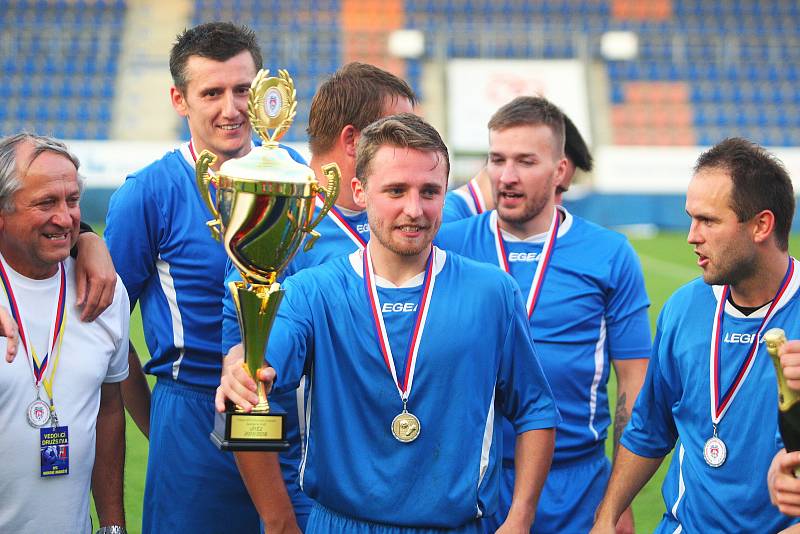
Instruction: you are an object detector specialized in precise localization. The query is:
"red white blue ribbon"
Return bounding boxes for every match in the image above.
[0,260,66,386]
[316,195,367,249]
[363,244,436,401]
[493,207,561,319]
[466,177,486,215]
[709,258,795,423]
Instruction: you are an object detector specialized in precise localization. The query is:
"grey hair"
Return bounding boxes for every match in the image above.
[0,133,83,213]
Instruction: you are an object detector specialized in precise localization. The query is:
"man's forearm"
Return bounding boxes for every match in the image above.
[504,428,556,529]
[92,382,126,527]
[593,445,662,527]
[234,451,298,530]
[121,343,151,437]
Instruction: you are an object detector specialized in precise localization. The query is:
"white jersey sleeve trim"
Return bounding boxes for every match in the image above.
[453,187,479,216]
[670,444,686,534]
[299,374,313,490]
[476,384,496,518]
[588,317,607,441]
[156,256,186,380]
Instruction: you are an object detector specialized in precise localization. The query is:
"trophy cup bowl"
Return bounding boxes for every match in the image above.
[196,69,340,451]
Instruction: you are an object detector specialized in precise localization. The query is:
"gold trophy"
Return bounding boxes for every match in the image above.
[196,69,340,451]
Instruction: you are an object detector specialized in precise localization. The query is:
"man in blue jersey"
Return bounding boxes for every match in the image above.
[223,62,416,530]
[218,113,559,533]
[104,22,307,534]
[436,96,649,533]
[442,113,593,221]
[592,138,799,533]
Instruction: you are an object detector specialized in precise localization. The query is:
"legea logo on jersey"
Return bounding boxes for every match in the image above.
[723,332,764,344]
[381,302,418,313]
[508,252,541,262]
[356,224,370,234]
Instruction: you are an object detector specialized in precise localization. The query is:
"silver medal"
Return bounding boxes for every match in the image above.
[26,398,51,428]
[703,435,727,467]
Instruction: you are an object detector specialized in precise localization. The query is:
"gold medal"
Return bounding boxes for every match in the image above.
[391,410,420,443]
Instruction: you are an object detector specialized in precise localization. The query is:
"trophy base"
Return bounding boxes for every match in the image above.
[210,408,290,452]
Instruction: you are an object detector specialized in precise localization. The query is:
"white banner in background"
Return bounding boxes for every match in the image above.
[446,59,591,153]
[64,140,312,188]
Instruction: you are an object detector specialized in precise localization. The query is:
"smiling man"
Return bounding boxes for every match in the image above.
[592,138,799,533]
[0,133,129,534]
[217,114,559,533]
[104,22,305,534]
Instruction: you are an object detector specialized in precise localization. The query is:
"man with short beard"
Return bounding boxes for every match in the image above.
[436,96,650,533]
[592,138,799,533]
[217,113,559,533]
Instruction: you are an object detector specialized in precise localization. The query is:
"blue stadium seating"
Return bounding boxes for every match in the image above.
[0,0,125,140]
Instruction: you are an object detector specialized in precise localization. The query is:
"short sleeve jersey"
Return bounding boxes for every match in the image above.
[436,208,651,464]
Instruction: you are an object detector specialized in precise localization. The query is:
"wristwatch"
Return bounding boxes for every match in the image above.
[95,527,127,534]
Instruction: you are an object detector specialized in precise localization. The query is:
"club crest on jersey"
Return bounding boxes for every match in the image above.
[508,252,541,262]
[381,302,419,313]
[723,332,763,344]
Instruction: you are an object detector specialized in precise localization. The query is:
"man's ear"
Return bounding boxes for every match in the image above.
[340,125,359,159]
[752,209,776,245]
[352,175,367,209]
[170,86,189,117]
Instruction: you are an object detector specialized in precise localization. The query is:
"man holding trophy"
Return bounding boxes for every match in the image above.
[212,110,559,532]
[219,61,417,529]
[104,22,306,534]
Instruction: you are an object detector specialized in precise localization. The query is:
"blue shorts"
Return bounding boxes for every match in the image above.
[143,379,312,533]
[307,504,482,534]
[481,449,610,533]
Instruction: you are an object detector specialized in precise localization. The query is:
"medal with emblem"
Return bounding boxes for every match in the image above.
[706,260,795,469]
[26,397,50,428]
[363,245,437,445]
[391,407,421,443]
[703,434,727,467]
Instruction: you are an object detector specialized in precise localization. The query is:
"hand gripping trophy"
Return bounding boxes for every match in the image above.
[196,70,340,450]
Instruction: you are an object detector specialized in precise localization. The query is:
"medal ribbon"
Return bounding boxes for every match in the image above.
[0,261,67,394]
[466,177,486,215]
[188,139,199,162]
[315,195,367,249]
[493,207,561,319]
[709,258,794,424]
[363,244,436,401]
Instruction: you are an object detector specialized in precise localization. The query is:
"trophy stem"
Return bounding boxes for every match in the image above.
[253,380,270,413]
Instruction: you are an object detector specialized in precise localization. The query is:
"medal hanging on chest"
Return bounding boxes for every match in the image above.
[0,260,67,429]
[363,245,436,443]
[494,207,560,319]
[706,259,794,467]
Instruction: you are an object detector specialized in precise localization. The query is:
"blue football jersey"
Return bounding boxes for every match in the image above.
[443,189,479,222]
[622,266,800,533]
[261,248,558,527]
[105,142,306,388]
[436,208,651,464]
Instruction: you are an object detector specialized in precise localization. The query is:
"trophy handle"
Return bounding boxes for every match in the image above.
[195,149,223,240]
[303,162,341,251]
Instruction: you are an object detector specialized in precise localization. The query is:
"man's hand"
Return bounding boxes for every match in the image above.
[769,449,800,516]
[75,232,117,321]
[615,506,635,534]
[780,340,800,391]
[215,344,276,412]
[0,306,18,363]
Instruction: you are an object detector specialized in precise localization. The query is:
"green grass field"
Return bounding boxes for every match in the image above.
[104,230,771,533]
